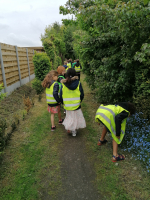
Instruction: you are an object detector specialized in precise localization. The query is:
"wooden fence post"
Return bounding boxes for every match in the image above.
[0,43,7,93]
[15,46,22,86]
[26,48,30,82]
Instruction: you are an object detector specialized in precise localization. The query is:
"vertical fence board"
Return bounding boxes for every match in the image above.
[26,48,30,81]
[0,44,7,92]
[15,46,22,86]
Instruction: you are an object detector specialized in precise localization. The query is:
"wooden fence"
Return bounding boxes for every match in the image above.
[0,42,35,95]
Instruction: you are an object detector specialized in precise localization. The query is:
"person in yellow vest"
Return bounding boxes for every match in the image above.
[66,59,72,71]
[42,70,63,131]
[95,102,136,162]
[74,59,82,80]
[60,68,86,136]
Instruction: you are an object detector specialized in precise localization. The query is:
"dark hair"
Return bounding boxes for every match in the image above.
[128,102,136,115]
[65,68,76,85]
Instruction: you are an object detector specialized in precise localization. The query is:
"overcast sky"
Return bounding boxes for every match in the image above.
[0,0,70,47]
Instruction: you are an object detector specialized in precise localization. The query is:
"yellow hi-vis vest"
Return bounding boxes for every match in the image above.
[66,63,71,71]
[62,82,81,110]
[46,82,57,104]
[95,104,129,144]
[75,65,81,72]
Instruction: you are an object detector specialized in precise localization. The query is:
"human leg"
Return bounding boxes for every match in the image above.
[112,137,125,161]
[51,113,55,127]
[98,126,108,145]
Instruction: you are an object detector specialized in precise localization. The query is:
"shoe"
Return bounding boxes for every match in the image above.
[112,154,125,162]
[59,119,64,124]
[72,130,76,137]
[97,139,108,146]
[51,126,56,131]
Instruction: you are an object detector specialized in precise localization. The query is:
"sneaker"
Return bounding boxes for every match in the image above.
[59,119,64,124]
[51,126,56,131]
[72,130,77,137]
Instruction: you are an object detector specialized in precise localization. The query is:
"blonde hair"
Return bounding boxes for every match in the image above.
[42,70,58,88]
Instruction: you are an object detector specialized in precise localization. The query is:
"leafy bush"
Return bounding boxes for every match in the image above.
[0,83,6,101]
[33,52,51,81]
[32,79,44,95]
[41,22,66,68]
[60,0,150,105]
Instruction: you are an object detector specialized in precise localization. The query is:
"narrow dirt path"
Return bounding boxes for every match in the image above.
[57,131,100,200]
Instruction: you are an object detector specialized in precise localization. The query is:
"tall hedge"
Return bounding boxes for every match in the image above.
[33,51,51,81]
[60,0,150,118]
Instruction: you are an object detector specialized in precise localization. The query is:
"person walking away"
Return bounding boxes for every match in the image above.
[63,61,68,70]
[57,66,66,113]
[95,102,136,162]
[72,60,77,68]
[57,66,66,89]
[42,70,64,131]
[66,59,72,72]
[60,68,86,136]
[74,59,82,80]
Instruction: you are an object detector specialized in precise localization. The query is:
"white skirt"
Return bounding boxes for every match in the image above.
[62,109,86,131]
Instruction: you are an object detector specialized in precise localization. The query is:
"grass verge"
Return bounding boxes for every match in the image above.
[81,73,150,200]
[0,95,64,200]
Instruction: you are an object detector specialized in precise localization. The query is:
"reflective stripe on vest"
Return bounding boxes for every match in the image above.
[62,82,81,110]
[46,82,57,104]
[95,104,129,144]
[75,65,81,72]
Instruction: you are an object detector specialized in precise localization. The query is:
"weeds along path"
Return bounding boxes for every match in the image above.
[0,73,150,200]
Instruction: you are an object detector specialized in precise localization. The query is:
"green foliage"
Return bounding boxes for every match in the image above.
[0,83,6,101]
[33,52,51,81]
[63,26,75,59]
[58,0,150,119]
[41,22,65,68]
[32,78,44,95]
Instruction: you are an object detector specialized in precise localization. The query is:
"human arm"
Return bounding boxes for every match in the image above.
[79,82,84,102]
[53,83,61,103]
[59,84,63,104]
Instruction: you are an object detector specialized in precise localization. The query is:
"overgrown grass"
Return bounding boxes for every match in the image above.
[81,73,150,200]
[0,97,64,200]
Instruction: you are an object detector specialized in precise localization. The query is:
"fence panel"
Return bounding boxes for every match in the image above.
[17,47,29,80]
[1,43,19,86]
[0,42,36,95]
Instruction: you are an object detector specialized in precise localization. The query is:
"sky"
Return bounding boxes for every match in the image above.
[0,0,70,47]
